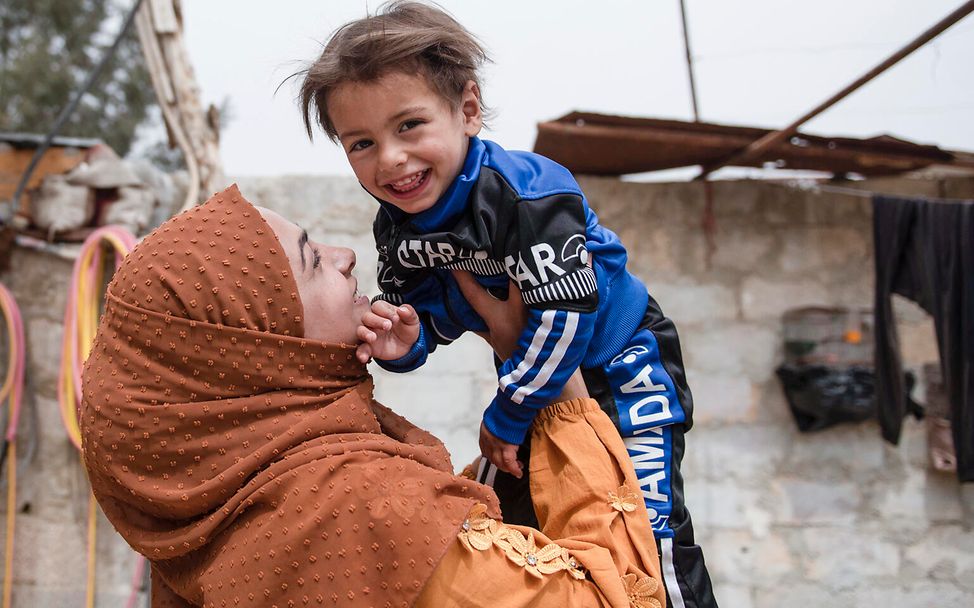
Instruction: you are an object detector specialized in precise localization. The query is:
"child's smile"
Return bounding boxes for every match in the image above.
[385,168,431,198]
[329,71,482,215]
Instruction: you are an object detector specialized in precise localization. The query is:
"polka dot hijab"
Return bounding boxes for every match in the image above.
[81,185,497,607]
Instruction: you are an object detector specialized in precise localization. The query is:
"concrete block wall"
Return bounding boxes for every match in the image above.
[578,176,974,607]
[0,174,971,605]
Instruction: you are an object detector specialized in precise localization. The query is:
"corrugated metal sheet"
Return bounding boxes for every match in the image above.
[533,112,960,176]
[0,132,101,149]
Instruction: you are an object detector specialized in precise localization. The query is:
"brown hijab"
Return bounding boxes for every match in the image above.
[81,185,498,607]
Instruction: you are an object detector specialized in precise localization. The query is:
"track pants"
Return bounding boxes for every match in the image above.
[478,296,718,608]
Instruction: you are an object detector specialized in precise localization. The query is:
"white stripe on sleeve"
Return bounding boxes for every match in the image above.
[509,311,579,404]
[498,309,557,392]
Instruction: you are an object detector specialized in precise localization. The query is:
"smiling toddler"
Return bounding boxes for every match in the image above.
[298,3,717,605]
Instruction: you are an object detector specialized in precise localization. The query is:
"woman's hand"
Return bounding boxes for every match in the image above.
[356,301,420,363]
[450,271,526,360]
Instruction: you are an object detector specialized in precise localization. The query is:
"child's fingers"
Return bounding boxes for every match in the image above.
[370,299,402,321]
[396,304,419,325]
[501,446,523,479]
[355,342,372,363]
[485,449,509,477]
[356,324,377,343]
[479,422,520,476]
[487,447,520,479]
[360,310,394,331]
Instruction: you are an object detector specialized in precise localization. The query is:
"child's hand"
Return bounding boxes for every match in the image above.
[479,422,523,479]
[356,301,420,363]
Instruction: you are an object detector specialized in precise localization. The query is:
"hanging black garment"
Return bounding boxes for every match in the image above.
[873,195,974,482]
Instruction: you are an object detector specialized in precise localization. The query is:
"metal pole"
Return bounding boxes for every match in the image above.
[678,0,700,121]
[677,1,719,263]
[9,0,146,211]
[695,0,974,180]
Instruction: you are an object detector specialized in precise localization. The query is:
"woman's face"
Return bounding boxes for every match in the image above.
[258,207,371,343]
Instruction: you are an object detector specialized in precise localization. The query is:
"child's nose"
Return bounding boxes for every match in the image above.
[379,143,407,172]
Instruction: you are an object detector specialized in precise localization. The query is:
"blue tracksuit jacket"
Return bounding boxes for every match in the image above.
[372,137,648,444]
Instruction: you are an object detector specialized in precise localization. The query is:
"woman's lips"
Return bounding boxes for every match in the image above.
[352,281,369,306]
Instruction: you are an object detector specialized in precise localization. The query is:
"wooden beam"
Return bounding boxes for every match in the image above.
[136,0,224,213]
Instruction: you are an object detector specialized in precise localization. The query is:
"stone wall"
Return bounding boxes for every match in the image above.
[577,176,974,607]
[0,174,971,605]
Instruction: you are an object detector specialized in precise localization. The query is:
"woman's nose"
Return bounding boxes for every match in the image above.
[330,247,356,275]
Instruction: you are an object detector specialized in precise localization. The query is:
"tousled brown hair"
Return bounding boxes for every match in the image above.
[298,1,490,142]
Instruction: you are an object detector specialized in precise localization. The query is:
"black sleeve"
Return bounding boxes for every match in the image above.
[504,193,599,313]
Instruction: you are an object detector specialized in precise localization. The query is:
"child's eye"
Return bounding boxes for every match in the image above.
[312,248,322,270]
[349,139,372,153]
[399,119,424,132]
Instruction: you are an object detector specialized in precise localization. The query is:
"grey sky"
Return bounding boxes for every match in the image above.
[180,0,973,178]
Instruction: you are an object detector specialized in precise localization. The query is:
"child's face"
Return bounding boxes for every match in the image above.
[329,71,482,215]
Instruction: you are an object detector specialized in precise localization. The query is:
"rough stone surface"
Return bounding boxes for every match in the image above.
[685,373,754,423]
[800,525,901,589]
[683,322,779,382]
[739,276,831,322]
[1,174,971,604]
[648,281,739,325]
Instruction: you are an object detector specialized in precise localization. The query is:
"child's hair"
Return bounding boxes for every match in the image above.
[299,1,490,142]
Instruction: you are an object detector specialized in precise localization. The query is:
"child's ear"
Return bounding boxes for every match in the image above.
[460,80,483,136]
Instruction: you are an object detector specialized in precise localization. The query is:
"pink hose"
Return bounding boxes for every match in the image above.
[0,285,24,442]
[60,226,138,422]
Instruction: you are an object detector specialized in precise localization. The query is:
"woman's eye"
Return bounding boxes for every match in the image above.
[312,248,322,270]
[349,139,372,152]
[399,119,423,132]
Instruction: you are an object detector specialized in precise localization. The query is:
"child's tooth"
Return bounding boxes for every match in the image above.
[390,170,425,191]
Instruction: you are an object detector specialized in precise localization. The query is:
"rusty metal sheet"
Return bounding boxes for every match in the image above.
[0,142,88,201]
[533,112,959,176]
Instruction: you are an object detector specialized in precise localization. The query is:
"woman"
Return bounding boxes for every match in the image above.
[81,185,665,607]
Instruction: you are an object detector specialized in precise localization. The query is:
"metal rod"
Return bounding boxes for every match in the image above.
[678,2,718,263]
[10,0,146,211]
[694,0,974,180]
[678,0,701,121]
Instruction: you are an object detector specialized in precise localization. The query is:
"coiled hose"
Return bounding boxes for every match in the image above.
[57,226,146,608]
[0,283,25,608]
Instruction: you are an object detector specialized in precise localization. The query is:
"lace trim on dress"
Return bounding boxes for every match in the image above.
[621,572,663,608]
[456,504,587,580]
[608,484,640,513]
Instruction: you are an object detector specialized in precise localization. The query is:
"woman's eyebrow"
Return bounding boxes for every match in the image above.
[298,230,309,271]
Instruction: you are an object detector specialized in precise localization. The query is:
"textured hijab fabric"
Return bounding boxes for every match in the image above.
[81,184,498,607]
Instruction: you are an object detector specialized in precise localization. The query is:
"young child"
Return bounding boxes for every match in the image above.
[298,2,716,605]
